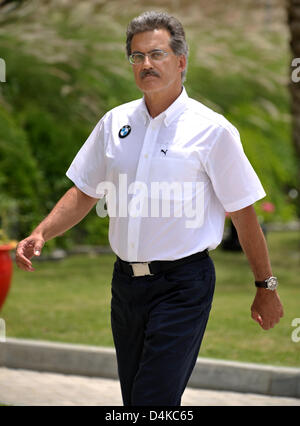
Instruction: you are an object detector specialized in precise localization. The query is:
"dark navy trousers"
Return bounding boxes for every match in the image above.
[110,254,216,406]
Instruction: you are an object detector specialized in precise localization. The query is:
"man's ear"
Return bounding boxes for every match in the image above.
[178,54,186,74]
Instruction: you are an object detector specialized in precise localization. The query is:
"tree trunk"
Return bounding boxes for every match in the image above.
[288,0,300,215]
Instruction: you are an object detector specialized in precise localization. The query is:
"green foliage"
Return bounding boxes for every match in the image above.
[0,105,45,236]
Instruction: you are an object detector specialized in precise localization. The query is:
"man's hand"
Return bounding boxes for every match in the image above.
[251,289,284,330]
[16,235,45,272]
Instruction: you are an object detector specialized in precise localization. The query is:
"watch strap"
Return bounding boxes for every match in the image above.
[255,280,268,288]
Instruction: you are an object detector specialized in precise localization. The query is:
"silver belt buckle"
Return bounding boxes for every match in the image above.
[130,262,153,277]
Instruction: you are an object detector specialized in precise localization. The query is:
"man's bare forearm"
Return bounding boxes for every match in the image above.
[32,186,98,242]
[16,186,99,271]
[229,205,272,281]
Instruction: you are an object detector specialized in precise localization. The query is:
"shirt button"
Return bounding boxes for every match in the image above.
[131,243,135,248]
[144,154,148,159]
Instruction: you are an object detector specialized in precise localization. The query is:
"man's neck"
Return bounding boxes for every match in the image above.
[144,85,183,118]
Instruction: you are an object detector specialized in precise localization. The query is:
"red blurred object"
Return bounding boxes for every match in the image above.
[0,244,13,311]
[261,201,275,213]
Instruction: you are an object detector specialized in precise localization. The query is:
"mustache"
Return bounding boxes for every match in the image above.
[140,69,160,79]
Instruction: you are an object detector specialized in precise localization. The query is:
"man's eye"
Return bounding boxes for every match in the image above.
[150,52,164,60]
[134,54,144,62]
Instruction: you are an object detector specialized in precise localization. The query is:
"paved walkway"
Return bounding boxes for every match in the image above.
[0,367,299,406]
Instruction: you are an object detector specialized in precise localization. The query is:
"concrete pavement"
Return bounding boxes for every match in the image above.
[0,338,300,406]
[1,338,300,398]
[1,367,300,406]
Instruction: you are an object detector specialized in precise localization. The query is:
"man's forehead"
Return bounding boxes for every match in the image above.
[131,28,171,49]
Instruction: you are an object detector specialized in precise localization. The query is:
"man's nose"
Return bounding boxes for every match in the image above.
[142,54,153,68]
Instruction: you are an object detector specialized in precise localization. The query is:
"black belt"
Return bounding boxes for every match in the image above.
[116,250,209,277]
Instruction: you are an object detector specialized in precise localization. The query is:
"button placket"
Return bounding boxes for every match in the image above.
[127,118,163,260]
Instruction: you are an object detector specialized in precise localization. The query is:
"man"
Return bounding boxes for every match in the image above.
[16,11,283,406]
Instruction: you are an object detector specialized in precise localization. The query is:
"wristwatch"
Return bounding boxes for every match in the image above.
[255,276,278,291]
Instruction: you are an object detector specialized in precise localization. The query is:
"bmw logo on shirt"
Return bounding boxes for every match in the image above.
[119,125,131,139]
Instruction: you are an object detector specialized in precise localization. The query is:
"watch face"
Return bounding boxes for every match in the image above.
[267,277,278,290]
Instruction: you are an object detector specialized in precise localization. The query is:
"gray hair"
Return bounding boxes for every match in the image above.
[126,11,189,83]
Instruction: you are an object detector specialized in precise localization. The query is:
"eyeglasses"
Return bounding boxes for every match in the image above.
[128,49,169,65]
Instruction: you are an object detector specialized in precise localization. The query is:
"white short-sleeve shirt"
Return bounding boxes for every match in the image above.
[66,87,266,261]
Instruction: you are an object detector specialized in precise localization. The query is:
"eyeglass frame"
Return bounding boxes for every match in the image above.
[128,49,171,65]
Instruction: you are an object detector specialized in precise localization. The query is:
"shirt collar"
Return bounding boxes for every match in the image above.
[139,86,189,127]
